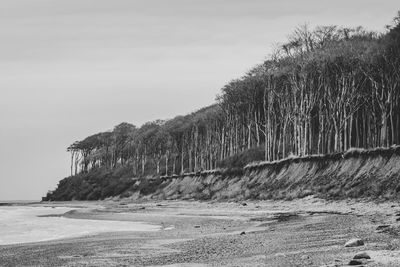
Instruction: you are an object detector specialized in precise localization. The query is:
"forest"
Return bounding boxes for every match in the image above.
[66,13,400,180]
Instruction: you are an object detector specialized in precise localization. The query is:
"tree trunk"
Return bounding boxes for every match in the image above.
[165,153,168,175]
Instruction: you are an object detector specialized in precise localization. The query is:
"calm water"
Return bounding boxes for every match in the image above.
[0,206,160,245]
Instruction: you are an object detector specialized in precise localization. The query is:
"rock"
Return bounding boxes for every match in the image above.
[242,203,247,206]
[391,205,396,208]
[348,259,363,265]
[240,231,246,235]
[300,255,310,260]
[396,217,400,221]
[376,225,390,231]
[194,225,200,228]
[345,238,364,247]
[156,204,162,207]
[353,252,371,260]
[139,206,145,210]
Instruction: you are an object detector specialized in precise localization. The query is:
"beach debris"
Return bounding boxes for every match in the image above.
[376,225,390,231]
[353,252,371,260]
[275,212,299,222]
[344,238,364,247]
[240,231,246,235]
[348,259,363,265]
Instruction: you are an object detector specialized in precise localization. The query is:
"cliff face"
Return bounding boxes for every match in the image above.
[46,147,400,201]
[139,147,400,201]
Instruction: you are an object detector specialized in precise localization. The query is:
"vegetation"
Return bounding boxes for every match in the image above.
[46,145,400,201]
[45,13,400,200]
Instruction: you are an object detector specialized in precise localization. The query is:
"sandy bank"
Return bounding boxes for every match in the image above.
[144,147,400,201]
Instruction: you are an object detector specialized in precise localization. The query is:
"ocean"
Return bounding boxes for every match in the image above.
[0,205,160,246]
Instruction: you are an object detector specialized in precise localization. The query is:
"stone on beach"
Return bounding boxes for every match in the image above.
[348,259,363,265]
[344,238,364,247]
[353,252,371,259]
[300,255,310,260]
[376,225,390,231]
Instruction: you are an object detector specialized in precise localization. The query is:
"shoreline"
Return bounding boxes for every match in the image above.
[0,201,41,206]
[0,204,160,247]
[1,198,400,266]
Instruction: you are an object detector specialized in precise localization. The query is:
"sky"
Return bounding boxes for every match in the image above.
[0,0,398,200]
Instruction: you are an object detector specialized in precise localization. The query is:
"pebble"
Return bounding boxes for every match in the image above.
[344,238,364,247]
[348,259,363,265]
[376,225,390,231]
[353,252,371,260]
[300,255,310,260]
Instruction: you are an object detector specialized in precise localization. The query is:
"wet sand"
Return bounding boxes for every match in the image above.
[0,206,160,246]
[1,197,400,266]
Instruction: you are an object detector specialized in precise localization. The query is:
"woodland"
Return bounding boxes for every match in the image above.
[61,13,400,187]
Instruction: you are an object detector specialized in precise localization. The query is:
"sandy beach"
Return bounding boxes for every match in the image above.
[1,198,400,266]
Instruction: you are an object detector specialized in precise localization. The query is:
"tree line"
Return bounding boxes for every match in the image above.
[67,13,400,177]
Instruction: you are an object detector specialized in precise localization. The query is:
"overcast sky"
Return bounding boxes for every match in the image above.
[0,0,398,200]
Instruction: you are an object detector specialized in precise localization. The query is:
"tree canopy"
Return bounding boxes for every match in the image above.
[67,13,400,178]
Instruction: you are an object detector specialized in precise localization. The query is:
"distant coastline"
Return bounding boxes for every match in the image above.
[0,200,41,206]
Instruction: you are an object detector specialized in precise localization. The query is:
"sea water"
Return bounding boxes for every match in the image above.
[0,206,160,245]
